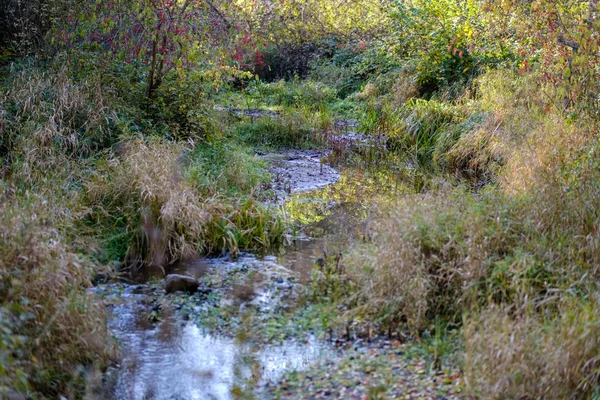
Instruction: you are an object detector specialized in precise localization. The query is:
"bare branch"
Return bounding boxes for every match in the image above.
[558,34,580,51]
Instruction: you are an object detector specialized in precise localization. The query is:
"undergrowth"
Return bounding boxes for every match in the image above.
[310,68,600,398]
[5,1,600,396]
[0,62,118,397]
[87,140,285,266]
[0,58,285,396]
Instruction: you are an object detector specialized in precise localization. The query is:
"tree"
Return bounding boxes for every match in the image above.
[60,0,249,98]
[487,0,600,111]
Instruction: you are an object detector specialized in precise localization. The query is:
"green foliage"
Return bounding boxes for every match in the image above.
[88,141,285,264]
[185,141,270,196]
[237,0,390,47]
[310,40,402,97]
[231,113,321,150]
[372,98,471,167]
[389,0,502,95]
[487,0,600,112]
[246,78,338,109]
[150,71,220,140]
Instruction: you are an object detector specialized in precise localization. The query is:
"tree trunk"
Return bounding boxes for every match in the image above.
[146,35,159,99]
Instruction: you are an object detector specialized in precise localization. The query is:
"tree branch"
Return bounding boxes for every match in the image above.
[205,0,231,30]
[558,34,580,51]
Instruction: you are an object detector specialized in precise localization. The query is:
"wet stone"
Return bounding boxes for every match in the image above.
[164,274,200,294]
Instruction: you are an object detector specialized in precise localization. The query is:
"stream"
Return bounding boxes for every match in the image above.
[91,119,414,400]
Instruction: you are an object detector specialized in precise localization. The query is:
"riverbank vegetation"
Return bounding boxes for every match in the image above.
[3,0,600,398]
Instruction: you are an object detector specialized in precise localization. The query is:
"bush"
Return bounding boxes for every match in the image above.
[254,44,318,81]
[0,0,67,54]
[151,70,221,141]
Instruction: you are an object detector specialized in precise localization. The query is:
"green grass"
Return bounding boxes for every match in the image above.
[230,113,323,150]
[185,140,271,196]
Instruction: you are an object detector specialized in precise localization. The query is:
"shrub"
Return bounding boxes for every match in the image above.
[308,58,357,97]
[151,70,221,141]
[253,44,318,81]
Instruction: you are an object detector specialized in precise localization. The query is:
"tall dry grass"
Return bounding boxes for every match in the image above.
[0,61,119,396]
[334,68,600,396]
[0,190,115,397]
[2,61,117,176]
[341,186,530,332]
[87,140,285,267]
[464,301,600,399]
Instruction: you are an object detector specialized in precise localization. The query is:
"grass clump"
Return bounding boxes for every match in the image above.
[340,186,531,332]
[358,98,474,169]
[464,301,600,399]
[0,190,115,397]
[88,141,285,266]
[388,99,466,163]
[1,62,119,169]
[185,140,270,196]
[231,111,324,150]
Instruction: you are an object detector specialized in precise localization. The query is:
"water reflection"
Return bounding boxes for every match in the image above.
[100,284,328,400]
[97,146,409,399]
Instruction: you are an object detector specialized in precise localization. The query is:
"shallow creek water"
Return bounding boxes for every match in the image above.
[95,264,328,400]
[94,123,407,399]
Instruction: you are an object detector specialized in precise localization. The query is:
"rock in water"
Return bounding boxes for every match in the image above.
[164,274,200,294]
